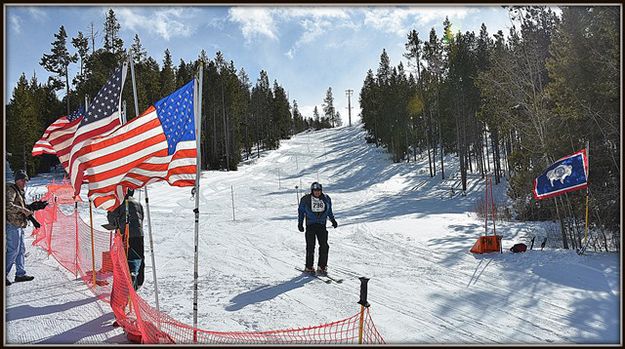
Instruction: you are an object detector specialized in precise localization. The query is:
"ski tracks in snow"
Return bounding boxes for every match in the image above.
[335,221,578,343]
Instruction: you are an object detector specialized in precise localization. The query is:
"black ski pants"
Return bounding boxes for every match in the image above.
[127,236,145,290]
[305,223,329,269]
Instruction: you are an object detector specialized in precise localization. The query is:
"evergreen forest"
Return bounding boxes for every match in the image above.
[5,6,620,250]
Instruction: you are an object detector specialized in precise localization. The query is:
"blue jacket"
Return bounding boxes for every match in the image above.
[298,193,335,226]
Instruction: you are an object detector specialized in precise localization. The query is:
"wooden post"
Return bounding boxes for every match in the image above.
[357,277,370,344]
[89,200,96,286]
[231,185,236,221]
[75,201,79,279]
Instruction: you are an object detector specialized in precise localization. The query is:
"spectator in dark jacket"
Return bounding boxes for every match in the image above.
[107,188,145,290]
[297,182,338,275]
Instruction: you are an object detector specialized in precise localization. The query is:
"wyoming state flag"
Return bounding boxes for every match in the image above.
[533,149,589,200]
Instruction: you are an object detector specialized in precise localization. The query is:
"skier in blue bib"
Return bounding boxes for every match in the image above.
[298,182,338,275]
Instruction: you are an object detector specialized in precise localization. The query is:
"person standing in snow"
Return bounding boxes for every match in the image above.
[298,182,338,275]
[107,188,145,290]
[6,169,48,286]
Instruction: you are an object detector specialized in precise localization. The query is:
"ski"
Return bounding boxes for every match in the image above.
[322,273,343,284]
[295,267,331,283]
[295,268,345,283]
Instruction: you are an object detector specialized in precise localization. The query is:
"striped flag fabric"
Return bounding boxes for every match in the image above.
[31,107,83,159]
[73,79,198,211]
[32,64,128,175]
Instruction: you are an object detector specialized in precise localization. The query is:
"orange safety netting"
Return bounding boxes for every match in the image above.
[30,183,385,344]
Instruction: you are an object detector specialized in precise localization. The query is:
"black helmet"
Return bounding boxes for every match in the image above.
[126,188,135,197]
[311,182,322,192]
[14,169,29,181]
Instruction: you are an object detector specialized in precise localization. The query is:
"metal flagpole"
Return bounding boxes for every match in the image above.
[129,52,161,314]
[74,95,89,280]
[193,62,204,343]
[583,141,590,244]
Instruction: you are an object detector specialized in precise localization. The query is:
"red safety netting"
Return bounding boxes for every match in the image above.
[30,183,385,344]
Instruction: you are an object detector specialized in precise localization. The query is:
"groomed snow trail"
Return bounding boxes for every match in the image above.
[5,125,619,344]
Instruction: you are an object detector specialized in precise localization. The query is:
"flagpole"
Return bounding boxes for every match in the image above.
[129,52,161,315]
[583,141,590,244]
[192,62,204,343]
[75,94,89,280]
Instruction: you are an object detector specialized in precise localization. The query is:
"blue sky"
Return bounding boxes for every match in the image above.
[5,5,518,123]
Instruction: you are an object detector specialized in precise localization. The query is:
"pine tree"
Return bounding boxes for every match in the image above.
[376,49,392,86]
[272,81,291,141]
[546,6,620,243]
[322,87,336,127]
[313,106,321,129]
[360,69,378,145]
[176,59,193,87]
[250,70,273,156]
[40,25,78,114]
[404,29,423,80]
[6,74,38,175]
[130,34,148,64]
[103,9,124,54]
[71,31,90,87]
[292,100,305,132]
[238,67,252,159]
[160,49,176,97]
[335,111,343,127]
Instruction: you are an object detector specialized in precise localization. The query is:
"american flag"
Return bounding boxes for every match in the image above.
[74,79,198,211]
[32,64,128,175]
[31,107,83,160]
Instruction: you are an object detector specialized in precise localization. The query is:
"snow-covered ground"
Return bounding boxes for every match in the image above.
[4,125,621,344]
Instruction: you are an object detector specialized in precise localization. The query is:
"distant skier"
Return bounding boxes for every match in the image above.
[298,182,338,275]
[107,188,145,290]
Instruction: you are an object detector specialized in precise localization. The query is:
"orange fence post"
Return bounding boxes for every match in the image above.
[484,176,489,235]
[357,277,370,344]
[75,201,79,279]
[89,200,96,286]
[490,175,496,236]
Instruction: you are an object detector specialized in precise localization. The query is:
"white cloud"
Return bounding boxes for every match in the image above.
[280,7,356,58]
[363,8,412,36]
[227,7,357,56]
[228,6,476,58]
[9,15,22,34]
[228,7,278,42]
[412,6,474,24]
[275,6,350,20]
[361,6,476,36]
[115,7,195,41]
[298,18,332,45]
[26,7,47,22]
[285,48,295,60]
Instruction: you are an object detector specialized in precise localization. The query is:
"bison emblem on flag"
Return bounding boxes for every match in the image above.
[546,164,573,186]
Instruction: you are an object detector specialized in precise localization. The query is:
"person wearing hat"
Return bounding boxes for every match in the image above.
[6,169,47,286]
[106,188,145,290]
[297,182,338,275]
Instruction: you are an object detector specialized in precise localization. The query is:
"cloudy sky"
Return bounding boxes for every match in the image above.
[5,5,517,123]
